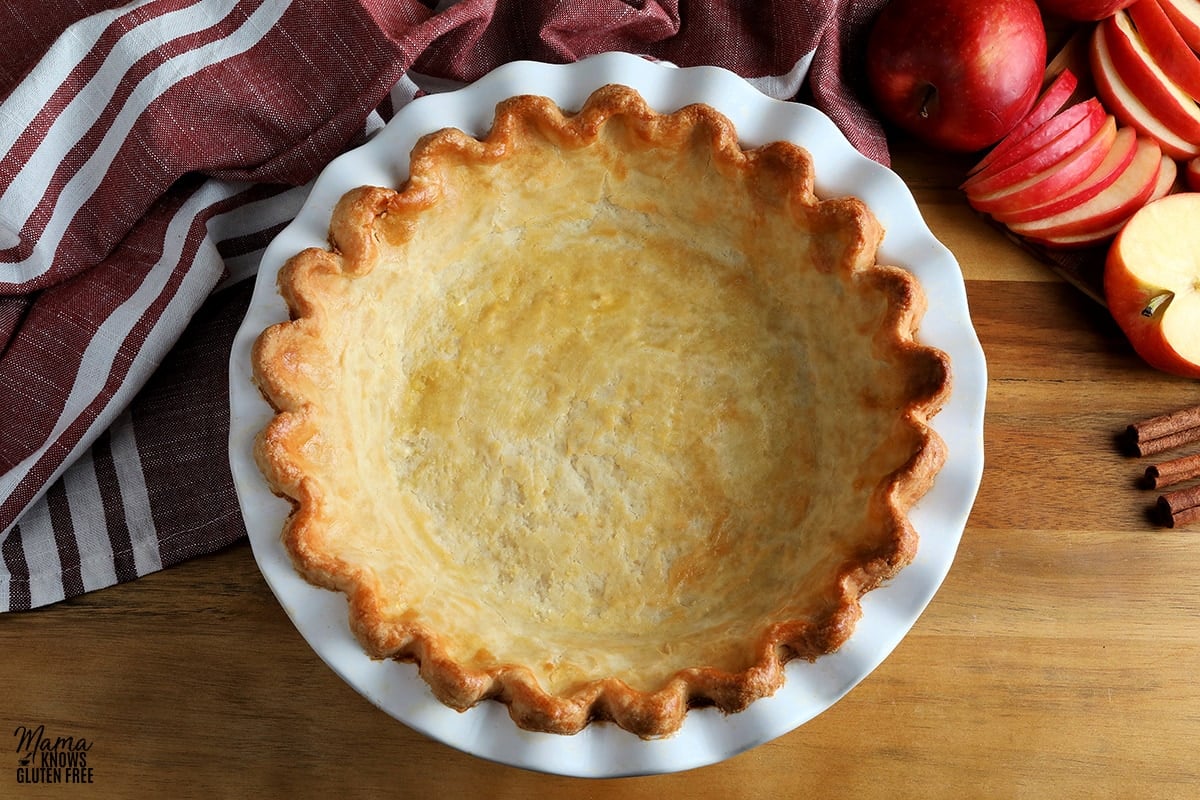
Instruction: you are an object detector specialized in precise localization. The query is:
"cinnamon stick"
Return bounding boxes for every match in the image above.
[1164,506,1200,529]
[1132,427,1200,457]
[1129,404,1200,441]
[1128,405,1200,456]
[1157,484,1200,528]
[1144,452,1200,489]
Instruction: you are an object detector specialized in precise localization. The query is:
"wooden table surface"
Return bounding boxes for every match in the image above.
[3,136,1199,800]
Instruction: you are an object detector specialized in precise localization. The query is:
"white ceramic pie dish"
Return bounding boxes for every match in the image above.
[227,51,987,778]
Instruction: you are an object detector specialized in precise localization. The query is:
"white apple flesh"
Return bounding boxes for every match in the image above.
[1105,192,1200,378]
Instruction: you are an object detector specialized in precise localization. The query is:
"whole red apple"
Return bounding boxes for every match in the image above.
[866,0,1048,152]
[1040,0,1137,21]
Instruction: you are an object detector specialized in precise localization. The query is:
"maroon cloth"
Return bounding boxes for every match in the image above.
[0,0,889,610]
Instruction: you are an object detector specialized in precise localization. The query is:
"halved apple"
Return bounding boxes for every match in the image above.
[1034,153,1177,246]
[1090,22,1200,158]
[1159,0,1200,53]
[1007,134,1163,240]
[962,99,1107,193]
[967,116,1118,215]
[1128,0,1200,98]
[991,124,1138,223]
[968,69,1079,177]
[1103,10,1200,142]
[1105,191,1200,378]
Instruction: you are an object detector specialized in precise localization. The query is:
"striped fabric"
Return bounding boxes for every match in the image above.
[0,0,889,611]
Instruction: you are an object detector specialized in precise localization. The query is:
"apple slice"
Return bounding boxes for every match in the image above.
[1089,23,1200,158]
[1037,218,1126,248]
[1105,190,1200,378]
[963,99,1104,188]
[968,69,1079,177]
[1159,0,1200,53]
[967,116,1118,215]
[1046,28,1096,99]
[1186,156,1200,189]
[1103,10,1200,141]
[961,99,1107,193]
[1033,154,1177,246]
[991,123,1138,223]
[1128,0,1200,98]
[1007,134,1162,240]
[1150,151,1182,197]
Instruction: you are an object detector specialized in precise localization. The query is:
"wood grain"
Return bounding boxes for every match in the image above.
[3,137,1200,799]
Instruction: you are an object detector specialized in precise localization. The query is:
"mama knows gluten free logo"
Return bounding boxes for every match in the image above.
[13,725,94,785]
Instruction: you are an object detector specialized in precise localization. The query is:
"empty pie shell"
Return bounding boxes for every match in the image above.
[251,84,951,738]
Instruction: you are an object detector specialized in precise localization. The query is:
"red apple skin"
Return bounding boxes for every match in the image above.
[1160,0,1200,53]
[962,99,1107,192]
[966,115,1117,214]
[1090,22,1200,159]
[865,0,1047,152]
[968,69,1079,177]
[1187,157,1200,190]
[1105,192,1200,379]
[1102,10,1200,142]
[1008,134,1163,239]
[1127,0,1200,99]
[1035,153,1176,247]
[991,124,1138,224]
[1040,0,1137,20]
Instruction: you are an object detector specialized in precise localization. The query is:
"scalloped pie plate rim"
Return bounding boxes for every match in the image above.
[227,52,987,778]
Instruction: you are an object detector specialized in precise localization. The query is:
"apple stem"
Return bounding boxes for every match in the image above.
[1141,292,1173,318]
[919,85,937,119]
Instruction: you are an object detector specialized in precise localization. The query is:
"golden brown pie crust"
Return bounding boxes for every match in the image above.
[251,84,951,738]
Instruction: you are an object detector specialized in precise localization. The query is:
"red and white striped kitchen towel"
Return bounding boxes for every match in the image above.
[0,0,889,611]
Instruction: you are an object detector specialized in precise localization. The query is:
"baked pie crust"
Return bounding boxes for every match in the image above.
[252,84,951,738]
